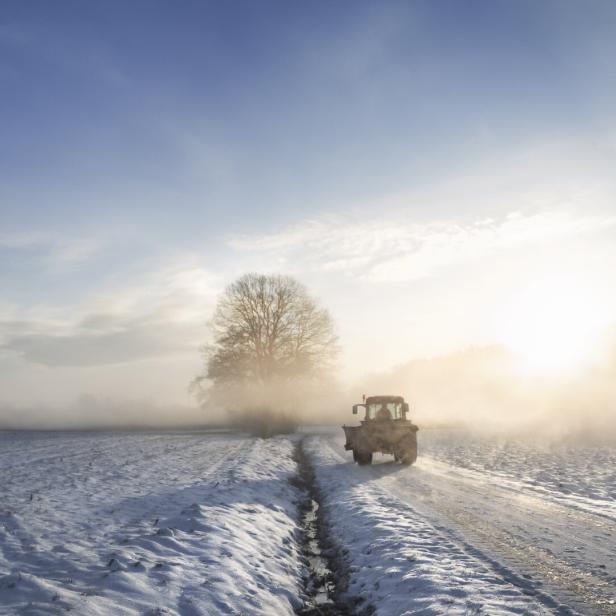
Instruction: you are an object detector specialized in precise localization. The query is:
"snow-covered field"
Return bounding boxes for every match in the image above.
[420,429,616,519]
[1,428,615,615]
[0,431,303,615]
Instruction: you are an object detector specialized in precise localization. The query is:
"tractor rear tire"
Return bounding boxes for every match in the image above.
[397,435,417,465]
[355,450,373,465]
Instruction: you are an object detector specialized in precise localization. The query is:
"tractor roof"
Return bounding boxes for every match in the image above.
[365,395,405,405]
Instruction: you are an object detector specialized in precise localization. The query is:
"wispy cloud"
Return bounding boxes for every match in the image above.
[229,209,616,282]
[0,231,102,270]
[0,258,220,366]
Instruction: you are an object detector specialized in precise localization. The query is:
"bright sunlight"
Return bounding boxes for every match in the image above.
[497,276,609,376]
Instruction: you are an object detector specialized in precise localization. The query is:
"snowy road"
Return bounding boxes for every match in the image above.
[389,457,616,614]
[311,429,616,615]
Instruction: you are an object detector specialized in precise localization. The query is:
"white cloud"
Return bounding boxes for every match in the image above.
[229,209,616,283]
[0,258,220,367]
[0,231,101,270]
[49,238,102,268]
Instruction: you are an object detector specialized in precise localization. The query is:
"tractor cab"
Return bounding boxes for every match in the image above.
[352,395,409,422]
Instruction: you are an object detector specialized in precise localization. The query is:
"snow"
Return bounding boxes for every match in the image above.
[0,431,303,615]
[2,427,613,615]
[420,429,616,520]
[305,435,554,616]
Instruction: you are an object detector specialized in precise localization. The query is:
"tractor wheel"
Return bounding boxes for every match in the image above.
[397,435,417,465]
[356,450,373,466]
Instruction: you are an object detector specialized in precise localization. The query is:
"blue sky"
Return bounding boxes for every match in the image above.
[3,0,613,232]
[1,1,616,410]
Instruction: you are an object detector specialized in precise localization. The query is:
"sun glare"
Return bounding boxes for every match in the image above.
[496,277,607,376]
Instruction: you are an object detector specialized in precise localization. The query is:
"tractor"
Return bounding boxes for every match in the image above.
[342,395,418,465]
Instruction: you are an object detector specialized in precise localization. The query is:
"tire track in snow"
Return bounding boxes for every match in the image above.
[383,458,616,616]
[309,434,554,615]
[318,432,614,615]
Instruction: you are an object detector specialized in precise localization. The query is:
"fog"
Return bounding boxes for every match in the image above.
[192,376,346,435]
[355,343,616,439]
[3,338,615,440]
[0,395,209,431]
[194,337,616,440]
[0,376,345,431]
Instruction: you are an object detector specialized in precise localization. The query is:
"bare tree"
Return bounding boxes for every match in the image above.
[192,273,338,398]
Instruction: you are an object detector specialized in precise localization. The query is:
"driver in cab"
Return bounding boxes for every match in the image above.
[376,403,392,421]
